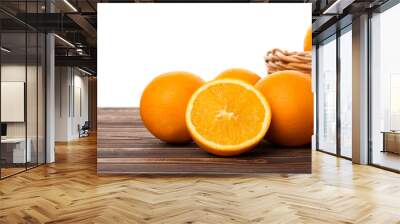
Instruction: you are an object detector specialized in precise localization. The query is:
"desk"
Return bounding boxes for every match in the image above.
[1,138,31,163]
[382,131,400,154]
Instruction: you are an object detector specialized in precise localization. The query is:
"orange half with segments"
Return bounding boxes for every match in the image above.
[186,79,271,156]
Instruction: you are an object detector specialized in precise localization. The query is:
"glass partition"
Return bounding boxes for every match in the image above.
[0,2,46,179]
[27,30,38,169]
[339,27,352,158]
[38,32,45,165]
[0,31,28,177]
[370,3,400,171]
[317,35,337,154]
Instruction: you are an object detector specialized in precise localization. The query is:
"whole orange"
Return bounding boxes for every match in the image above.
[140,71,205,143]
[304,26,312,52]
[215,68,261,85]
[255,70,313,146]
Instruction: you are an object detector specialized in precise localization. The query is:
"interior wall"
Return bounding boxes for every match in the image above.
[55,66,70,141]
[1,64,39,139]
[71,72,89,138]
[55,66,89,141]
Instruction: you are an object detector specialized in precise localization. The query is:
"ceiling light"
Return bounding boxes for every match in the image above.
[76,48,85,55]
[54,34,75,48]
[323,0,355,15]
[78,67,93,76]
[63,0,78,12]
[1,47,11,53]
[323,1,341,14]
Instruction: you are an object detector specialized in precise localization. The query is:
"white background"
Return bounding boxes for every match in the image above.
[98,3,311,107]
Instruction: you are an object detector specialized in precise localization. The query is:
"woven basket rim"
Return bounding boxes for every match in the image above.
[265,48,312,74]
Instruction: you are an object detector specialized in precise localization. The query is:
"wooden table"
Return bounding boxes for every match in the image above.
[382,131,400,154]
[97,108,311,174]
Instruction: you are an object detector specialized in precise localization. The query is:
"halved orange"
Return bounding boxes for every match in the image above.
[186,79,271,156]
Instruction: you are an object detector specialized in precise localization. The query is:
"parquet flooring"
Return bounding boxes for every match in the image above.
[1,134,400,223]
[1,167,26,178]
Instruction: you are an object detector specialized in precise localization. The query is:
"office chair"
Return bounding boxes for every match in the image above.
[79,121,90,138]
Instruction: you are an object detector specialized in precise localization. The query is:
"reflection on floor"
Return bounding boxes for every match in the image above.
[0,135,400,223]
[373,150,400,171]
[0,167,25,177]
[0,162,42,179]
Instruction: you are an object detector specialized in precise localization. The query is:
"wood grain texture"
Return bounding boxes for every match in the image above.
[88,77,97,132]
[97,108,311,174]
[1,134,400,223]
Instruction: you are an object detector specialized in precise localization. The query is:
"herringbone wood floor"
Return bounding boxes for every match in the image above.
[1,135,400,224]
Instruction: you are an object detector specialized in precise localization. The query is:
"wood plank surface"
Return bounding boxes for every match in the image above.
[97,108,311,174]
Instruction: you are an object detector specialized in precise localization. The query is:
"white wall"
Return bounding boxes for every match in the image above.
[55,67,70,141]
[1,65,26,138]
[71,73,89,138]
[98,3,311,107]
[55,67,89,141]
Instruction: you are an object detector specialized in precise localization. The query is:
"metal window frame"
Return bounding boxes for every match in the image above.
[315,20,353,162]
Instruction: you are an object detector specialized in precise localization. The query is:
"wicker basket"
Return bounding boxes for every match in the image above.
[265,48,311,75]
